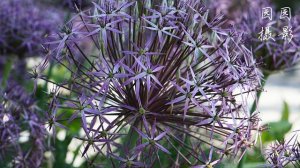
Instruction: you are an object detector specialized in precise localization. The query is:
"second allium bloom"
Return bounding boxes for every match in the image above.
[0,0,62,57]
[40,0,262,167]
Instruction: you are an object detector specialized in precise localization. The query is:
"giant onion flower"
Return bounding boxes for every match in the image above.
[208,0,300,73]
[37,0,262,167]
[265,133,300,167]
[0,82,46,167]
[0,0,63,57]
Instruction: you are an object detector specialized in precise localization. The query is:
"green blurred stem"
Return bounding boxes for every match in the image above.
[43,61,54,91]
[250,72,270,114]
[1,57,14,88]
[237,154,247,168]
[237,72,270,168]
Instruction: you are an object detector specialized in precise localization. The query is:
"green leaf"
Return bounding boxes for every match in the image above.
[281,101,289,121]
[261,121,292,142]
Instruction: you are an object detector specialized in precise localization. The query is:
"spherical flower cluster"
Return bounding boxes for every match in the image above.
[38,0,262,167]
[239,1,300,73]
[265,134,300,167]
[209,0,300,73]
[0,82,46,167]
[0,0,63,57]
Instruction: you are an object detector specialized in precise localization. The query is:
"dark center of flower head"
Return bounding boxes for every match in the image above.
[88,139,94,145]
[213,114,219,121]
[126,160,133,167]
[196,81,202,87]
[149,139,156,145]
[49,90,56,97]
[186,92,192,98]
[61,49,68,56]
[146,68,153,74]
[62,25,72,35]
[241,138,250,147]
[100,131,107,137]
[139,49,146,55]
[221,91,229,97]
[138,107,146,115]
[284,151,291,157]
[79,104,84,111]
[206,162,213,168]
[48,118,54,125]
[108,72,114,78]
[224,149,231,156]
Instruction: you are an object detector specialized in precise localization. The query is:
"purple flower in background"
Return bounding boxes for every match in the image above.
[59,0,92,11]
[239,1,300,73]
[265,133,300,167]
[37,0,262,167]
[208,0,300,73]
[0,0,63,57]
[0,82,46,167]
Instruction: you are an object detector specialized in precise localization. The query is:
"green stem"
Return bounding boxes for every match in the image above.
[43,61,54,91]
[237,72,270,168]
[237,154,247,168]
[1,57,14,88]
[250,72,270,114]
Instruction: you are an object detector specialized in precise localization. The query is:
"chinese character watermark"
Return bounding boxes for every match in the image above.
[262,7,272,20]
[258,7,294,42]
[258,26,275,41]
[279,26,293,42]
[280,7,291,20]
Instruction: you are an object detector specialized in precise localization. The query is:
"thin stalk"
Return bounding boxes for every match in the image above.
[250,72,270,114]
[238,71,270,168]
[43,61,54,91]
[1,56,14,88]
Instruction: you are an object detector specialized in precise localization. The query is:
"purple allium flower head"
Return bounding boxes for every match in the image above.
[0,0,63,57]
[238,1,300,73]
[0,81,46,167]
[265,133,300,168]
[208,0,300,73]
[39,0,262,166]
